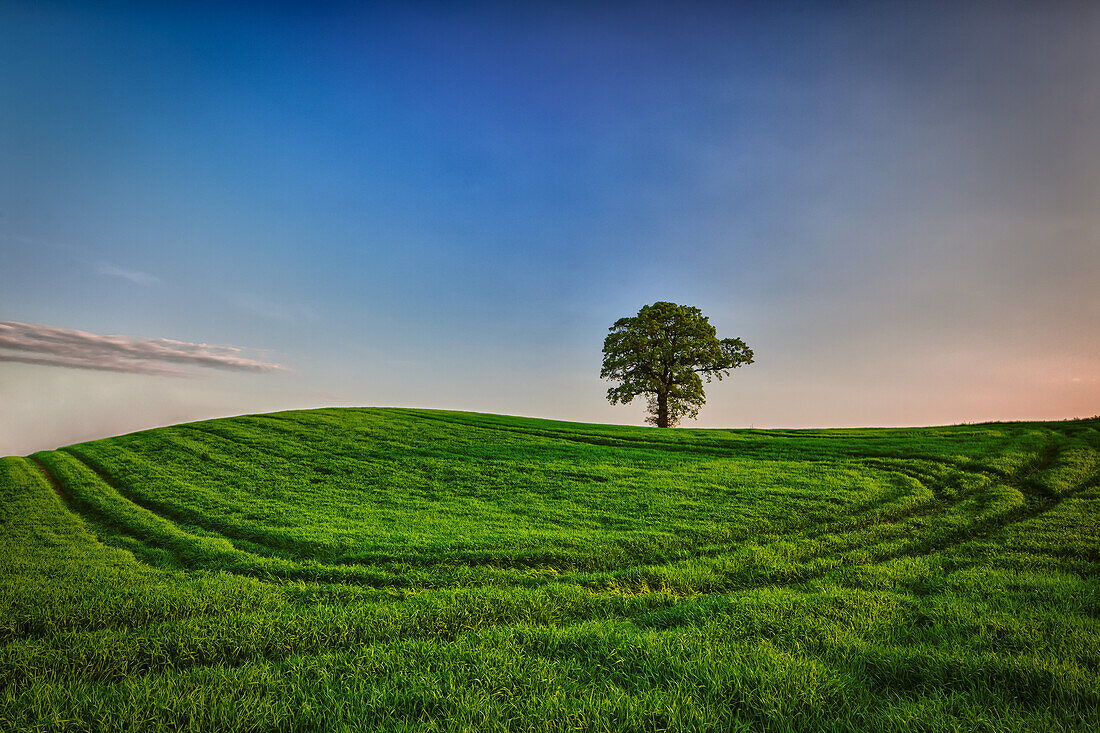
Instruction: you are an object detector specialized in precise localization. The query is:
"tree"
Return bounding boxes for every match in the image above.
[600,302,753,428]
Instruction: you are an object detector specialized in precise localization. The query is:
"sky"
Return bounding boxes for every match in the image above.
[2,1,1099,455]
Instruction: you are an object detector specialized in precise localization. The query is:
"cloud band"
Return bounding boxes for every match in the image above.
[0,321,282,376]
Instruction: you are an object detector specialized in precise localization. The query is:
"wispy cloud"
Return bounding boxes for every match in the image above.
[96,263,161,286]
[226,292,319,322]
[1,232,162,287]
[0,351,190,376]
[0,321,282,376]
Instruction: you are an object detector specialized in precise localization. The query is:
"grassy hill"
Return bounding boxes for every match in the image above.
[2,408,1098,732]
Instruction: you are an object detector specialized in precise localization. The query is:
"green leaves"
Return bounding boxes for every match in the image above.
[601,302,754,427]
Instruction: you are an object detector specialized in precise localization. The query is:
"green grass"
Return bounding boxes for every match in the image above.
[2,408,1098,732]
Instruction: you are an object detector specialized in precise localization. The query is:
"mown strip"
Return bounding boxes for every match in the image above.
[2,411,1097,733]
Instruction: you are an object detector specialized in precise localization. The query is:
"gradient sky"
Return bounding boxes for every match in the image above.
[2,1,1099,455]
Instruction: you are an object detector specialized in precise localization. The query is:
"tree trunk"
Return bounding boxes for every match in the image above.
[656,391,669,428]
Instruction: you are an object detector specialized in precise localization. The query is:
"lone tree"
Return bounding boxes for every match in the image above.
[601,302,753,428]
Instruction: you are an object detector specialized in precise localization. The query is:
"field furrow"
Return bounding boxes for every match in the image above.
[3,410,1097,732]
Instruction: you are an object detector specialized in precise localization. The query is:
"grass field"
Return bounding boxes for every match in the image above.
[2,408,1098,732]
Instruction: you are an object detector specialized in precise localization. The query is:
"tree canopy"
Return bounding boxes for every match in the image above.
[600,302,753,428]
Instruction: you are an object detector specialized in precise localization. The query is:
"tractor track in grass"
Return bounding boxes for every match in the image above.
[180,420,958,575]
[28,456,69,504]
[30,452,406,587]
[40,444,657,580]
[191,410,970,528]
[557,454,1001,588]
[28,456,145,553]
[49,423,974,581]
[27,446,963,593]
[31,451,244,574]
[60,441,411,573]
[31,418,1085,599]
[401,410,1050,474]
[581,435,1078,595]
[711,437,1097,594]
[60,446,296,557]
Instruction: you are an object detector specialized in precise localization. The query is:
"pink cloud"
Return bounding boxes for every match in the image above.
[0,321,282,376]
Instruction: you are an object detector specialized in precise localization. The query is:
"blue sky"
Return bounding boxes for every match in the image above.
[2,1,1099,454]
